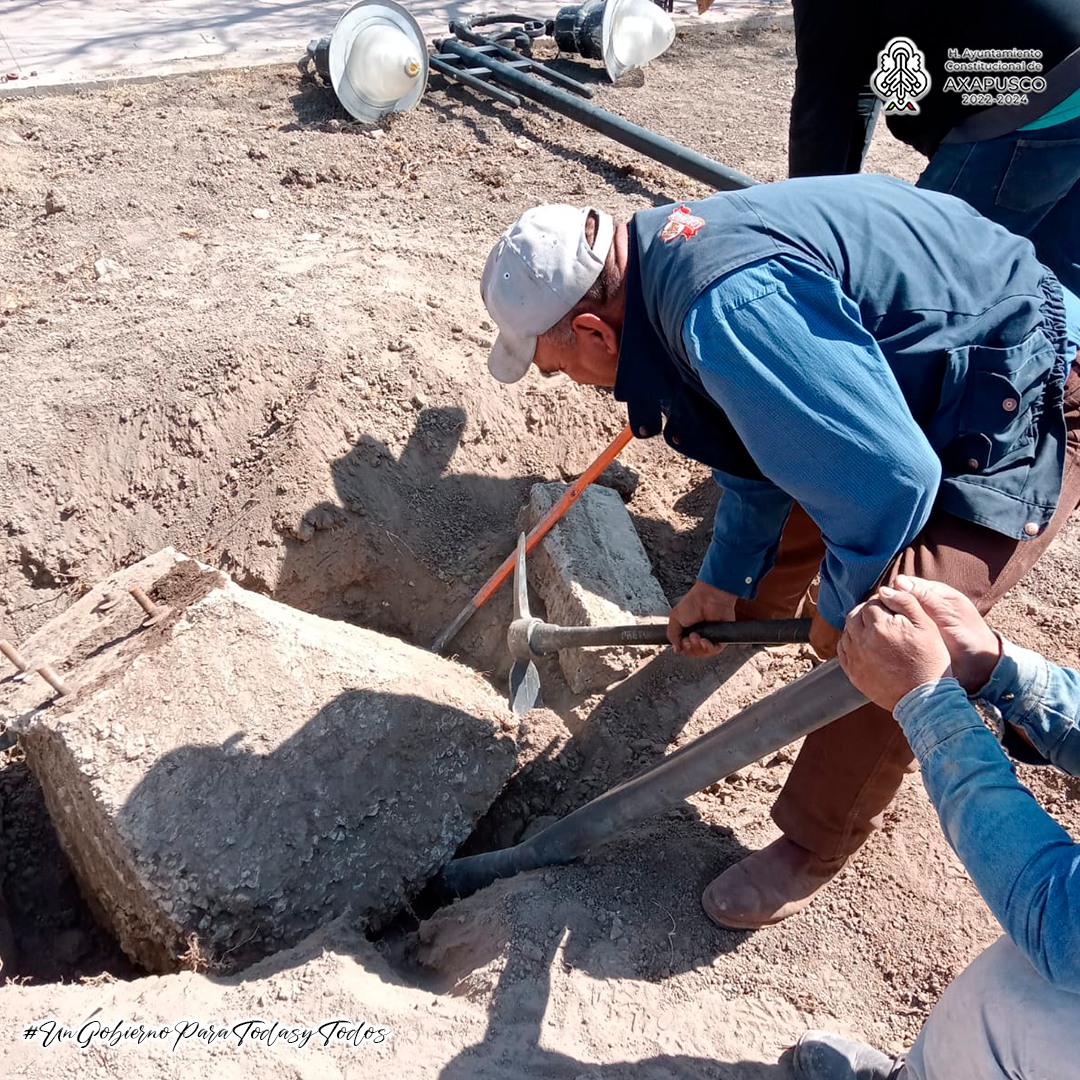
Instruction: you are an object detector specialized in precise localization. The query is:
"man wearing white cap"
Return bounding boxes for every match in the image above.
[479,174,1080,932]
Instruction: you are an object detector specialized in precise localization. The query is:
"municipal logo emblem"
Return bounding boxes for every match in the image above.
[660,205,705,243]
[870,36,931,114]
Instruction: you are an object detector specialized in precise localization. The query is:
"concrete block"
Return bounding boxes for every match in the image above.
[0,550,516,974]
[521,484,670,694]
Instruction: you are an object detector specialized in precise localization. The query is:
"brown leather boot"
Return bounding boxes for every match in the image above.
[701,836,849,930]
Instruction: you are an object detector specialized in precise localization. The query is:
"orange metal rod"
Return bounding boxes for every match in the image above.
[431,423,634,653]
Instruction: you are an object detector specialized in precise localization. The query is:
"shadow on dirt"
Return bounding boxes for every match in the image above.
[460,643,761,856]
[267,404,545,656]
[419,86,693,208]
[0,752,136,983]
[632,475,719,602]
[435,939,794,1078]
[413,813,791,1076]
[283,79,374,131]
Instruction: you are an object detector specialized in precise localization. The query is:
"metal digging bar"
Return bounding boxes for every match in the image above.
[438,658,868,898]
[435,20,759,192]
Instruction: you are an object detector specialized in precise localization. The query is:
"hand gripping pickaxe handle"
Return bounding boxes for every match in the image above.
[506,532,811,714]
[509,616,812,659]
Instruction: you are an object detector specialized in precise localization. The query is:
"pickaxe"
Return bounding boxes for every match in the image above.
[506,532,812,715]
[430,424,634,655]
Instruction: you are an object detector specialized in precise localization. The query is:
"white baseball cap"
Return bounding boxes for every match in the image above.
[480,204,615,384]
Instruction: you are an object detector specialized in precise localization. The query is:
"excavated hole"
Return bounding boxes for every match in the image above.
[1,397,653,986]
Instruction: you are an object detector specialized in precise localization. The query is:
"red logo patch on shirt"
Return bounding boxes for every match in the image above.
[659,205,705,243]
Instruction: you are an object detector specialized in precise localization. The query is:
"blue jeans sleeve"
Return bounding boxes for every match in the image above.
[977,641,1080,775]
[896,680,1080,991]
[682,260,941,628]
[698,470,793,597]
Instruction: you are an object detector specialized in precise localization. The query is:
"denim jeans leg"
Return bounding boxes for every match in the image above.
[917,139,1025,222]
[917,116,1080,294]
[1028,179,1080,296]
[905,937,1080,1080]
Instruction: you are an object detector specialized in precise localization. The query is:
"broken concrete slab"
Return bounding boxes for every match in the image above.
[520,483,670,694]
[0,549,517,974]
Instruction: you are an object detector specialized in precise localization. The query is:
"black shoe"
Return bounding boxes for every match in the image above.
[793,1031,906,1080]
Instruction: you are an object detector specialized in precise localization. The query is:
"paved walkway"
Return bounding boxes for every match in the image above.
[0,0,782,91]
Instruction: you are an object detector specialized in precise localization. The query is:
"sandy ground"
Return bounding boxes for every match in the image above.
[1,12,1079,1079]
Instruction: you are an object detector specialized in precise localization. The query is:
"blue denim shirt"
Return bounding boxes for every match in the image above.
[684,259,941,628]
[895,643,1080,991]
[684,258,1080,628]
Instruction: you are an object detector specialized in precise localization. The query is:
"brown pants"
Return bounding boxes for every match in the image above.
[734,359,1080,861]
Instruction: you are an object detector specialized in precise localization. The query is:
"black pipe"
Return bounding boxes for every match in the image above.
[437,659,866,898]
[447,19,597,98]
[429,55,523,108]
[438,36,758,191]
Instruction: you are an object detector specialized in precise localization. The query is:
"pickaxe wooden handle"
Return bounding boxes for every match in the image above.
[430,424,634,653]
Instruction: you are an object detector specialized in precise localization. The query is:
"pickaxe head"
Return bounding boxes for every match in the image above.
[507,533,543,716]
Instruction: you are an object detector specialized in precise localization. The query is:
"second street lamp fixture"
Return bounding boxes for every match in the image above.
[553,0,676,81]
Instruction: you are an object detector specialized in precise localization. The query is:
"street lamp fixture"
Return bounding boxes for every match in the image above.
[552,0,676,82]
[325,0,429,124]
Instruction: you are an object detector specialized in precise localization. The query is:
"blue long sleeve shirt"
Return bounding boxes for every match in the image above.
[682,258,941,628]
[895,642,1080,990]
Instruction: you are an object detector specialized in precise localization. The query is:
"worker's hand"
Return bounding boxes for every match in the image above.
[837,587,952,711]
[890,576,1002,693]
[809,612,842,659]
[667,580,738,658]
[891,578,1035,749]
